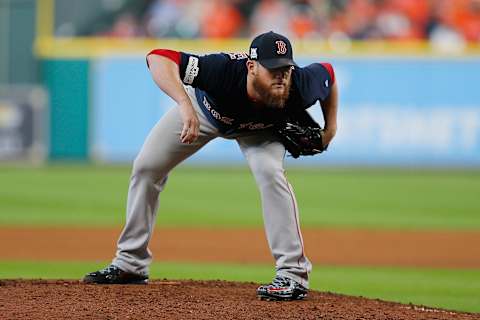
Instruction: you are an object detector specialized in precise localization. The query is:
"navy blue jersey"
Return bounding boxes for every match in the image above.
[149,50,334,134]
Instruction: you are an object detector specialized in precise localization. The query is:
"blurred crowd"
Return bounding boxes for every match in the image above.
[96,0,480,43]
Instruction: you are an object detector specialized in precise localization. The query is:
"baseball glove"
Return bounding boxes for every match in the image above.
[275,109,327,158]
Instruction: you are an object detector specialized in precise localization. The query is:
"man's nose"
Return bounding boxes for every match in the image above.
[274,70,287,79]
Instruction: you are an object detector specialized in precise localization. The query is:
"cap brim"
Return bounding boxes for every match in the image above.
[259,58,298,69]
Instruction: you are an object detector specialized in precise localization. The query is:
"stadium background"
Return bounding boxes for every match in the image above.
[1,0,479,313]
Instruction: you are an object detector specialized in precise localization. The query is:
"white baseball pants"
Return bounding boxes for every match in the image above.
[112,86,312,287]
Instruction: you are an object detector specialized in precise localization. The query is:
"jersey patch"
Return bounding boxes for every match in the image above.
[184,56,199,84]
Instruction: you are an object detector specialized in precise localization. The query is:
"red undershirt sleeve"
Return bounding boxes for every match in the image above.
[146,49,181,68]
[320,63,335,85]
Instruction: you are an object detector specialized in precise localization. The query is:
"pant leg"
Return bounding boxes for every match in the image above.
[236,133,312,288]
[113,88,218,275]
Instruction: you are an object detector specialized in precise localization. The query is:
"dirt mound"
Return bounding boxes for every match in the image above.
[0,280,478,320]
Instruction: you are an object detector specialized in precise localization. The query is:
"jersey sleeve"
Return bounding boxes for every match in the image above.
[178,52,230,92]
[147,49,229,92]
[294,63,335,107]
[319,63,335,85]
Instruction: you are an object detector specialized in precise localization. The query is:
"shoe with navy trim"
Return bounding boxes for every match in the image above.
[83,265,148,284]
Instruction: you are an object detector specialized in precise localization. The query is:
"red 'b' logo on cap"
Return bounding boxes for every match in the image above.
[276,40,287,55]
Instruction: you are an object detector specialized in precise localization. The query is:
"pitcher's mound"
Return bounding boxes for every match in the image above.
[0,279,477,320]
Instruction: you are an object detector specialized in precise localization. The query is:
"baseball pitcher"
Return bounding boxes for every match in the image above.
[84,31,338,301]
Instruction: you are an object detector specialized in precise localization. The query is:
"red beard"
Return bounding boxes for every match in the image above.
[252,75,291,109]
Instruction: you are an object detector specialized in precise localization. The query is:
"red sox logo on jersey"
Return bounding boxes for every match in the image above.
[275,40,287,55]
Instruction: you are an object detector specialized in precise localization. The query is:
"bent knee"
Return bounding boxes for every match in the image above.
[131,155,168,181]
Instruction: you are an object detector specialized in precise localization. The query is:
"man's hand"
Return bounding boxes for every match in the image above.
[178,99,200,144]
[147,54,200,144]
[320,126,337,150]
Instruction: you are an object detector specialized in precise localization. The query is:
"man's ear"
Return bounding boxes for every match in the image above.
[246,60,256,74]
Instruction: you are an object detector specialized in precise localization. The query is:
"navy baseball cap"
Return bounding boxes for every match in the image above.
[249,31,297,69]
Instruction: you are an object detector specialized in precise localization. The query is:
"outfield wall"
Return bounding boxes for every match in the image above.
[85,55,480,166]
[15,2,480,166]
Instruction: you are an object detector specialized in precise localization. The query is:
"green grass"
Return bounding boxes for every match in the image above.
[1,165,479,229]
[0,260,479,313]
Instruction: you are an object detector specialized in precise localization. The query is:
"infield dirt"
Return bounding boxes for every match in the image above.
[1,279,479,320]
[1,227,480,268]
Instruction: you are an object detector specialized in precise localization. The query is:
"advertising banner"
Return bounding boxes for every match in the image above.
[0,87,48,162]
